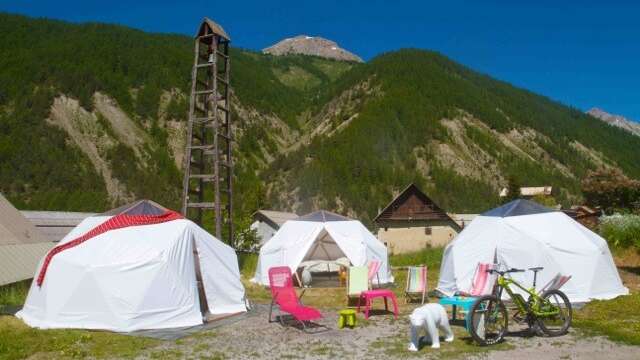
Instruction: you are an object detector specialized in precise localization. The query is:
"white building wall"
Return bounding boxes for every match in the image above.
[250,221,278,246]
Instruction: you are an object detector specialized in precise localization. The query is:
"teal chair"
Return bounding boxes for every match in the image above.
[439,263,496,329]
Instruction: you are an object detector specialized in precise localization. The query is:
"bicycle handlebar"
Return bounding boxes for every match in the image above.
[487,267,525,275]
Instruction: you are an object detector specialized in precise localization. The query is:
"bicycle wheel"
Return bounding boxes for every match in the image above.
[468,295,508,346]
[536,289,572,336]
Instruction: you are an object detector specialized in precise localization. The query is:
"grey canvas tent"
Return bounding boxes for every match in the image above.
[294,210,351,222]
[483,199,555,217]
[101,199,169,216]
[0,194,53,286]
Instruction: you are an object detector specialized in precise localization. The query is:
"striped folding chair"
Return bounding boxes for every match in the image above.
[405,265,428,304]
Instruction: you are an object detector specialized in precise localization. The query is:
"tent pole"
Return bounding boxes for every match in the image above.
[192,238,210,320]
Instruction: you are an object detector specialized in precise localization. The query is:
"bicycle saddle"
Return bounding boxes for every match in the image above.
[528,266,544,272]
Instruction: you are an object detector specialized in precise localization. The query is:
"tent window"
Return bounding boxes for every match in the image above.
[425,227,432,235]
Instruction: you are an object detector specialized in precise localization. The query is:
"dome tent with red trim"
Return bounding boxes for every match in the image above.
[17,200,246,332]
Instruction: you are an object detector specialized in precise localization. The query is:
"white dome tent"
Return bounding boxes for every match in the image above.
[17,200,246,332]
[252,210,393,286]
[437,200,628,303]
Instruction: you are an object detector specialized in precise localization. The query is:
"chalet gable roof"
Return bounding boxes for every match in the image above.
[374,184,458,226]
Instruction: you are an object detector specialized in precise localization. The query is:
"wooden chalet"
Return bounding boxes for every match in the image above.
[374,184,461,254]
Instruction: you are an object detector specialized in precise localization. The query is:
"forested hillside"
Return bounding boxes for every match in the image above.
[266,50,640,222]
[1,13,639,234]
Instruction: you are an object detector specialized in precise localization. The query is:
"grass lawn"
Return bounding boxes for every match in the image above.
[574,291,640,345]
[0,316,158,359]
[1,247,639,359]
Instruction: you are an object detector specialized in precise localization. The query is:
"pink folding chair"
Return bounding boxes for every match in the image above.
[367,259,382,287]
[458,263,496,297]
[439,263,496,322]
[539,273,572,294]
[268,266,325,333]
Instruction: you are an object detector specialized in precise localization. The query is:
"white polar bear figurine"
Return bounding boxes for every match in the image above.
[408,303,454,351]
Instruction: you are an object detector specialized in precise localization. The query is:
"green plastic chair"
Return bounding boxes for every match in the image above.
[337,309,357,328]
[346,266,369,307]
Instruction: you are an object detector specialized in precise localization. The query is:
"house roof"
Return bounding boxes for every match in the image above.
[0,193,53,285]
[482,199,555,217]
[21,210,95,242]
[294,210,351,222]
[499,186,553,197]
[448,213,478,227]
[564,205,602,220]
[0,195,49,246]
[374,183,458,226]
[196,17,230,41]
[253,210,299,229]
[570,205,601,215]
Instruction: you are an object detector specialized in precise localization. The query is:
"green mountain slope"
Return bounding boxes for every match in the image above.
[0,13,354,225]
[1,13,639,234]
[265,50,640,223]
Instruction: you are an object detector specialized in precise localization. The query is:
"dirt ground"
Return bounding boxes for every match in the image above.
[467,334,640,360]
[615,251,640,292]
[131,304,640,360]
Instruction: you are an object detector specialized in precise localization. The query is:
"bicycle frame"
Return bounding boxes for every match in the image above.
[495,275,559,318]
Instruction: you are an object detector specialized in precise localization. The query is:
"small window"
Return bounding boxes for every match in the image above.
[425,227,432,235]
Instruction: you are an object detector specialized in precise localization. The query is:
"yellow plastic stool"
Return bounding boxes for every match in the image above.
[338,309,357,329]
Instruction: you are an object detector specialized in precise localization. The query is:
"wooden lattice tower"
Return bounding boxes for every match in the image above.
[181,18,233,246]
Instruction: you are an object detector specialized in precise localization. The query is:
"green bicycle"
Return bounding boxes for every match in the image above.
[468,266,572,346]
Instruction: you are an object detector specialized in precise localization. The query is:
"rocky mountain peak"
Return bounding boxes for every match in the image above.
[587,108,640,137]
[263,35,363,63]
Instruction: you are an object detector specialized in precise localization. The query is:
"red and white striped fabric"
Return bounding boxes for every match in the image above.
[36,210,183,286]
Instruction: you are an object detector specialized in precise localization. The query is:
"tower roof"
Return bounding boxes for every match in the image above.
[196,17,230,41]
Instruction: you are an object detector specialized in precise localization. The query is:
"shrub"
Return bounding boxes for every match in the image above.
[0,280,30,308]
[238,253,259,279]
[599,214,640,249]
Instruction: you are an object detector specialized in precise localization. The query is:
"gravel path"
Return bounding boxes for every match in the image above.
[468,333,640,360]
[131,305,639,360]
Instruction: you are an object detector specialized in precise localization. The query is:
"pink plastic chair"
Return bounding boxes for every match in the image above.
[268,266,324,332]
[358,289,399,319]
[367,260,382,287]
